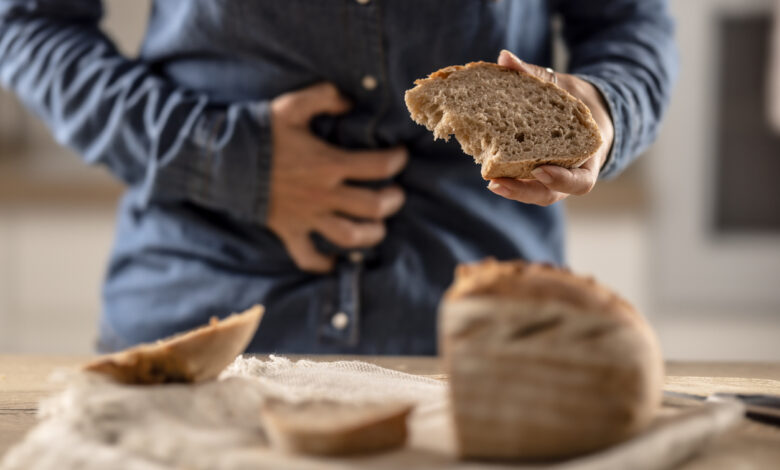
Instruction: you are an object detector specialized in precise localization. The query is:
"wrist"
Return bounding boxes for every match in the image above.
[559,74,614,171]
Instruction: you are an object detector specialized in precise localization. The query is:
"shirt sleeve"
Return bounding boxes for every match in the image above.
[0,0,272,223]
[554,0,678,179]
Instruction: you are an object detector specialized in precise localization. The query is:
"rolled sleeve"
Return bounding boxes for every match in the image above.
[574,74,624,179]
[0,0,273,224]
[149,101,273,223]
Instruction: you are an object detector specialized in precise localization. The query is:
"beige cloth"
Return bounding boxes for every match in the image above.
[0,356,743,470]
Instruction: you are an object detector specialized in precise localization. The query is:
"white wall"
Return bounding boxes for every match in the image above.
[567,208,780,361]
[0,205,115,353]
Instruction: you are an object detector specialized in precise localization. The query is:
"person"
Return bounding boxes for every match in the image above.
[0,1,676,354]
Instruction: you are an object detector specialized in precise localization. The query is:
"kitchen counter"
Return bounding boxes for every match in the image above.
[1,355,779,468]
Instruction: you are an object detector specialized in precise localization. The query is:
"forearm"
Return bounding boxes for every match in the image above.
[557,0,678,178]
[0,1,272,223]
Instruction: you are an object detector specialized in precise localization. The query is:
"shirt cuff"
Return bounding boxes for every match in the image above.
[152,100,273,225]
[574,74,623,180]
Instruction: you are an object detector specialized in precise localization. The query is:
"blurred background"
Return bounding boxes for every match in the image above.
[0,0,778,359]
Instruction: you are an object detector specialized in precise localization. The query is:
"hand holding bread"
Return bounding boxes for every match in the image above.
[489,50,614,206]
[405,50,614,207]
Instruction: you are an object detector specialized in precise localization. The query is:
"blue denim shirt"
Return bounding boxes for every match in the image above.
[0,0,676,354]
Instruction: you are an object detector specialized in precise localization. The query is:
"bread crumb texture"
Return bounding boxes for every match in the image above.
[405,62,602,179]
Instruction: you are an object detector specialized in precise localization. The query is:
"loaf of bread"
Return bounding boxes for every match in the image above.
[84,305,263,385]
[405,62,602,180]
[261,399,413,456]
[439,259,663,460]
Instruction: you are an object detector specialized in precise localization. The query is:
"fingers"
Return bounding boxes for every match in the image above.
[274,200,395,273]
[530,164,597,196]
[271,82,351,127]
[487,178,567,206]
[313,215,386,249]
[279,230,335,273]
[328,185,405,220]
[487,159,599,205]
[336,146,408,181]
[497,49,556,84]
[278,214,388,273]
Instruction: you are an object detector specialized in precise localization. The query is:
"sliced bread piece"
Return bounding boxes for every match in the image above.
[261,399,414,456]
[405,62,602,180]
[84,305,264,384]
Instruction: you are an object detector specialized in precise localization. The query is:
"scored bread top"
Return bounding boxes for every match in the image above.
[443,258,639,325]
[405,61,603,179]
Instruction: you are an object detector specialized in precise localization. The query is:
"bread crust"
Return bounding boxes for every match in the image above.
[261,399,413,456]
[444,258,639,326]
[406,61,602,180]
[84,305,264,384]
[439,259,664,460]
[480,155,588,180]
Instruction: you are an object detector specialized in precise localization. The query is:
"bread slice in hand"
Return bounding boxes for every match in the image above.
[261,399,414,456]
[405,62,603,180]
[83,305,263,385]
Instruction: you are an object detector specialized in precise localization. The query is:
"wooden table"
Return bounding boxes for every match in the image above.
[1,355,779,469]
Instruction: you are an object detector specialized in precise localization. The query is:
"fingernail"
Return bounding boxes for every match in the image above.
[487,181,507,194]
[531,168,552,184]
[500,49,523,64]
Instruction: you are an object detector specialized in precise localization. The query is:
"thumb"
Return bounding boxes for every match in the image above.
[271,82,351,127]
[497,49,556,84]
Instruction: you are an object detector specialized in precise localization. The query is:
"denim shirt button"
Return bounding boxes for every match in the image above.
[361,75,378,91]
[348,250,364,263]
[331,311,350,330]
